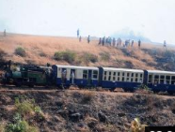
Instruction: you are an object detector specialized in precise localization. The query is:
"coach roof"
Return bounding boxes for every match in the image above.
[102,67,143,73]
[146,70,175,74]
[53,65,98,70]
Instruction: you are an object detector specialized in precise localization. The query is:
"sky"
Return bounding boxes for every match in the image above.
[0,0,175,44]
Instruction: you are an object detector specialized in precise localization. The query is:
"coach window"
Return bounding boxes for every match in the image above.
[166,76,170,84]
[160,75,164,84]
[122,77,125,82]
[83,70,88,79]
[140,74,143,79]
[93,70,98,79]
[131,73,134,77]
[113,72,116,81]
[171,76,175,85]
[108,71,111,81]
[135,73,138,77]
[117,72,120,81]
[148,74,153,83]
[154,75,159,84]
[104,71,107,80]
[116,72,119,81]
[139,74,142,82]
[118,77,120,81]
[126,73,130,82]
[135,73,138,82]
[118,72,120,76]
[121,72,125,81]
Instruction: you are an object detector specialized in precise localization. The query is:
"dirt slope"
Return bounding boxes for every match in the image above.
[0,90,175,132]
[1,32,174,70]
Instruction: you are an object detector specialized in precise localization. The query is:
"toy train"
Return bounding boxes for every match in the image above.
[1,64,175,93]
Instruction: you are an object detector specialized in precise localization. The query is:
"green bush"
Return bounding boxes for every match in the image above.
[34,106,45,121]
[15,98,34,116]
[54,52,62,60]
[15,47,26,57]
[15,97,45,122]
[54,50,76,63]
[81,53,98,64]
[100,52,110,61]
[5,113,39,132]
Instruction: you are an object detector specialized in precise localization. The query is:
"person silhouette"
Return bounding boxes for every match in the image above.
[77,29,80,38]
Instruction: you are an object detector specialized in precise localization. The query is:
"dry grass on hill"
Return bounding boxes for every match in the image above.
[0,33,174,70]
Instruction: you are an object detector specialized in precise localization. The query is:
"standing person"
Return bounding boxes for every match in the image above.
[163,40,166,47]
[124,40,127,47]
[138,40,141,48]
[131,40,134,47]
[112,38,116,47]
[87,35,90,43]
[79,36,82,42]
[61,69,67,89]
[4,29,6,37]
[108,37,112,46]
[102,36,105,46]
[98,37,102,45]
[117,38,121,47]
[77,29,80,38]
[71,71,75,84]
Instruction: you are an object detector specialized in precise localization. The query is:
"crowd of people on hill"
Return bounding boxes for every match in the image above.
[98,37,142,48]
[77,29,168,48]
[77,29,143,48]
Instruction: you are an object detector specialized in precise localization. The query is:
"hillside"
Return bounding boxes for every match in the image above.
[1,33,175,70]
[0,89,175,132]
[1,33,175,132]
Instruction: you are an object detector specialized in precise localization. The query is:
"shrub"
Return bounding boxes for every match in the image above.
[39,52,47,57]
[5,113,39,132]
[81,91,95,104]
[135,84,153,94]
[34,106,45,121]
[100,52,110,61]
[54,52,63,61]
[15,97,45,122]
[15,98,34,116]
[15,47,26,57]
[130,118,146,132]
[81,53,98,64]
[54,50,76,63]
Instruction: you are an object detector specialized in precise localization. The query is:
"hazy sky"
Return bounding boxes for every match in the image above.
[0,0,175,44]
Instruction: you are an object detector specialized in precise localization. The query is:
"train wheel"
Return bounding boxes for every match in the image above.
[28,84,34,88]
[109,88,114,92]
[168,91,174,95]
[16,82,22,87]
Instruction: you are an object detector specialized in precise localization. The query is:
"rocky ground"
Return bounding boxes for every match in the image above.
[0,89,175,132]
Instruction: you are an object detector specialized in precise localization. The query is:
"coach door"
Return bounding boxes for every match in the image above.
[70,69,75,84]
[87,70,92,86]
[61,68,67,84]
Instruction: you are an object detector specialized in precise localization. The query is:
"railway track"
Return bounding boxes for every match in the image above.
[1,84,175,99]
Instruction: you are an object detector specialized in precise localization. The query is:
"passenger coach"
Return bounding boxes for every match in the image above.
[144,70,175,93]
[99,67,144,91]
[52,65,99,87]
